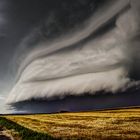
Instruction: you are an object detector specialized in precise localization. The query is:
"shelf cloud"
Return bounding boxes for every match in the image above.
[2,0,140,113]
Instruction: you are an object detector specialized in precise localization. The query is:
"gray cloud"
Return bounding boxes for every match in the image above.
[7,0,140,105]
[0,0,139,113]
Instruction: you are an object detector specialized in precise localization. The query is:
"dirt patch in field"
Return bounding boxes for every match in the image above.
[0,125,14,140]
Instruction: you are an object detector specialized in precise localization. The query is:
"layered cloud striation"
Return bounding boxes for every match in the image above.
[7,0,140,111]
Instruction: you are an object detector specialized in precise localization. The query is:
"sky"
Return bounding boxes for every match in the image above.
[0,0,140,114]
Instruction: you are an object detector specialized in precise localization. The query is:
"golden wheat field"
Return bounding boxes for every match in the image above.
[4,108,140,140]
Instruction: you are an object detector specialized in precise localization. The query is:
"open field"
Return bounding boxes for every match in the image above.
[0,108,140,140]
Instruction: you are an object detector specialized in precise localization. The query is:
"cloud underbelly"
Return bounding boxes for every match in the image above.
[8,68,130,103]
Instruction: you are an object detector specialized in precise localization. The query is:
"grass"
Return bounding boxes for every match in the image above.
[0,117,55,140]
[0,108,140,140]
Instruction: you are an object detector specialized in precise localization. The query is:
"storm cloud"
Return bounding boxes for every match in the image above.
[0,0,140,113]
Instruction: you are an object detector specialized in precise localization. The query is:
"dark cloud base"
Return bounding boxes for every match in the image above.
[9,87,140,114]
